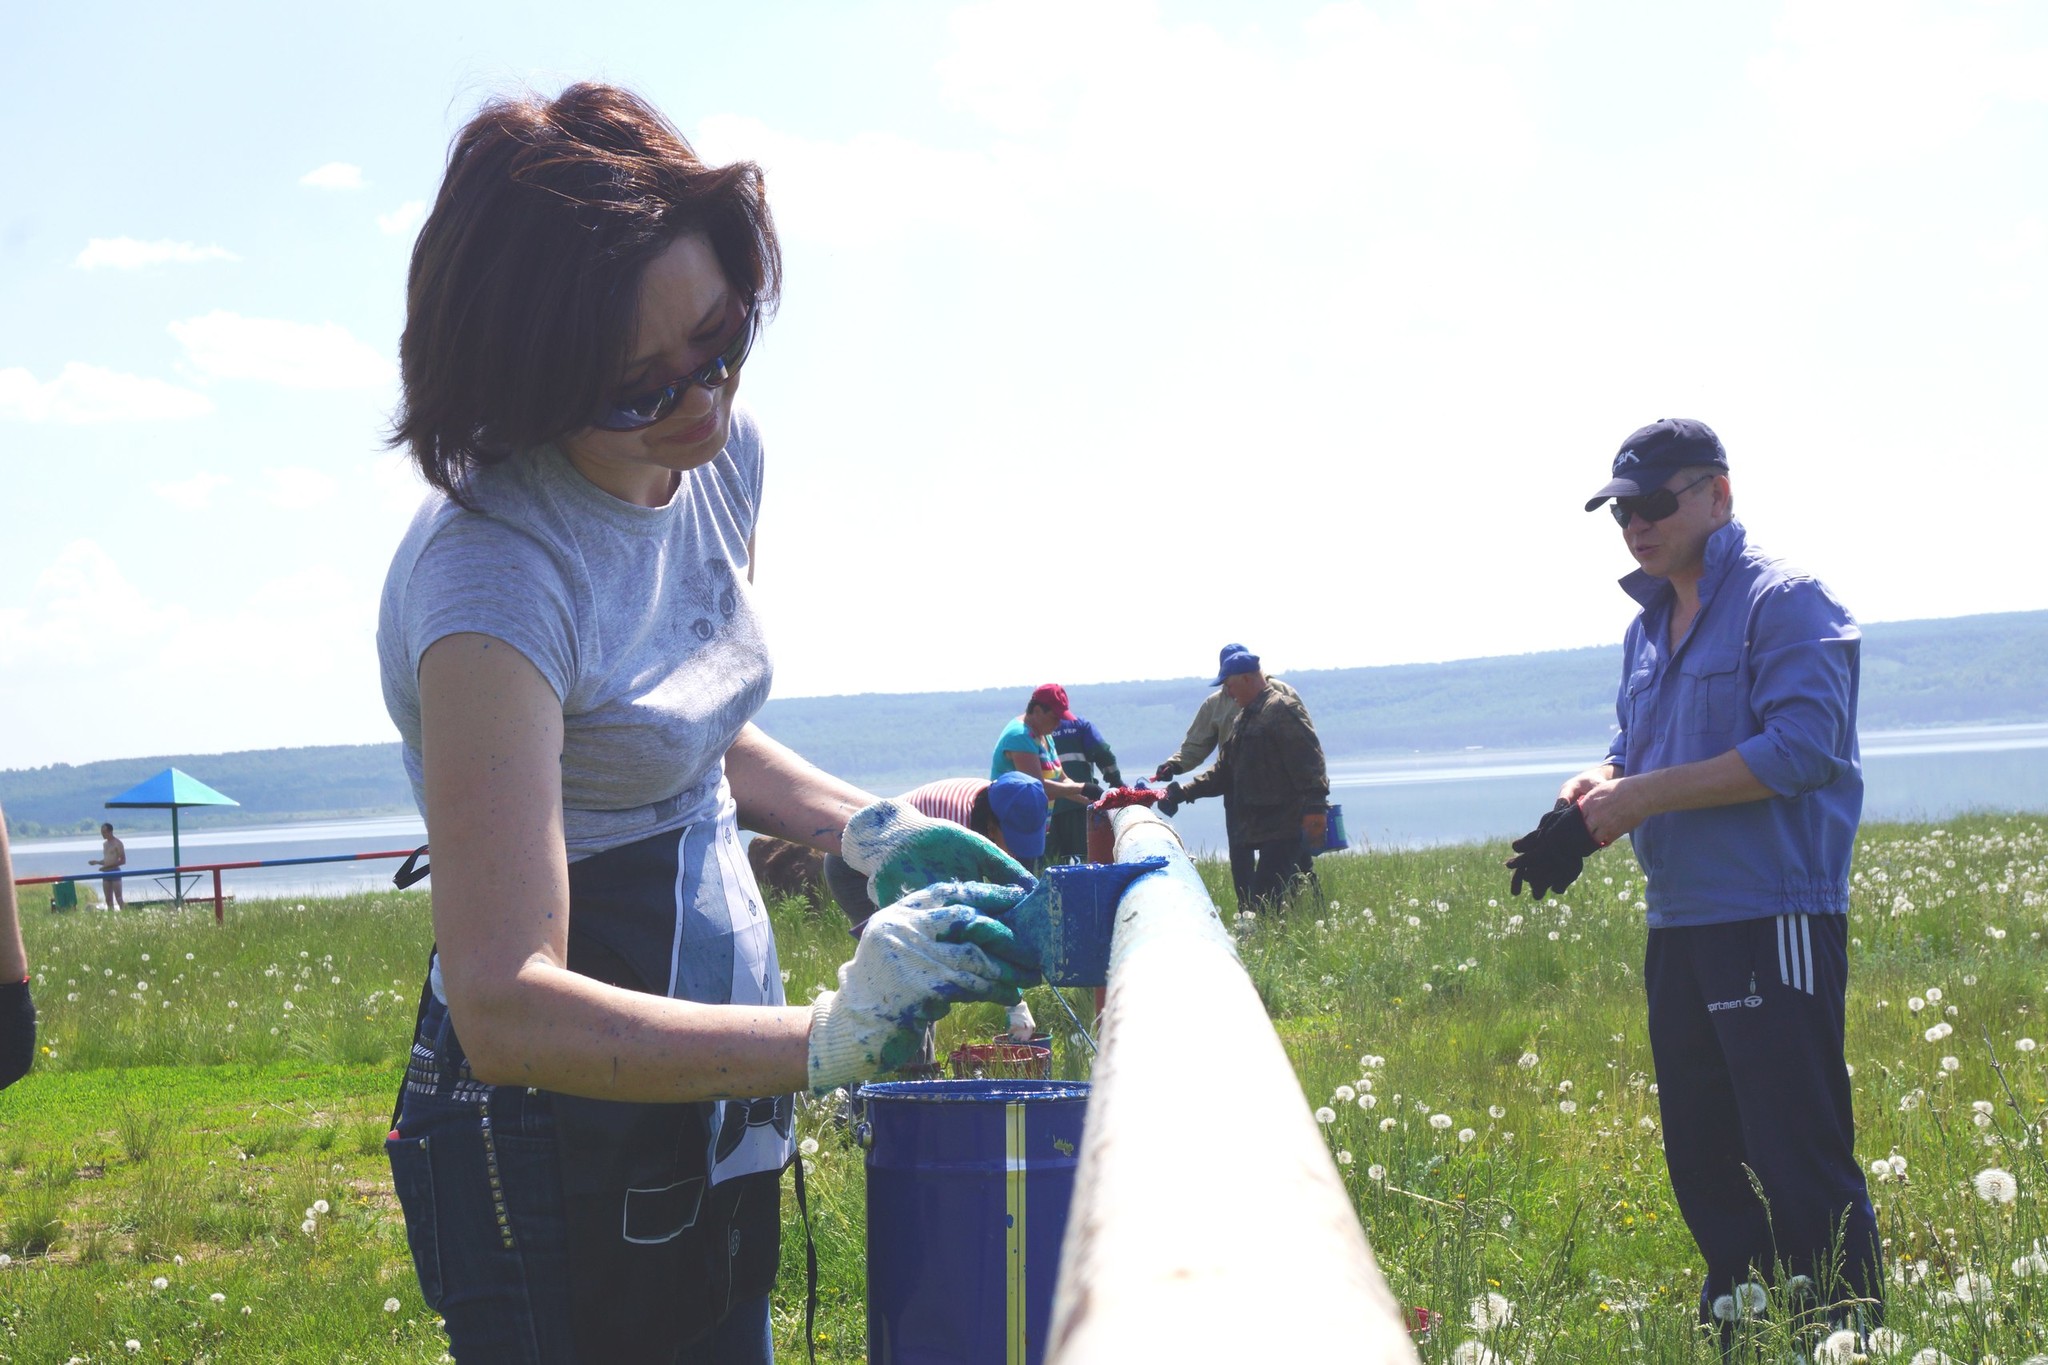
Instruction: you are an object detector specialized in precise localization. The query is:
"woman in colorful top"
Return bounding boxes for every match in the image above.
[377,83,1035,1363]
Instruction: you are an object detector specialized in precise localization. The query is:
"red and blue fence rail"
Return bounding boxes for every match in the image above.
[12,848,423,924]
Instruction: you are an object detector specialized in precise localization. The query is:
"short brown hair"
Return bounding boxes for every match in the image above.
[391,83,782,501]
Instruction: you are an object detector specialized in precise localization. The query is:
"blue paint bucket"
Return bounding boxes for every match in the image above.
[861,1079,1090,1365]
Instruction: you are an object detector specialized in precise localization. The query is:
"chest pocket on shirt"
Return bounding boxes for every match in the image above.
[1623,666,1655,742]
[1675,649,1742,737]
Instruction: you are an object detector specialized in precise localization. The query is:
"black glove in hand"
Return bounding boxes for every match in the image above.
[1504,800,1600,899]
[1081,780,1105,803]
[0,979,35,1090]
[1151,761,1180,782]
[1157,782,1186,817]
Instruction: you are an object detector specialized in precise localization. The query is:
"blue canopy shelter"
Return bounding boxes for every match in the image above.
[105,768,239,905]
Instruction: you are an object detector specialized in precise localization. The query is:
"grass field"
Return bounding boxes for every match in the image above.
[2,812,2046,1362]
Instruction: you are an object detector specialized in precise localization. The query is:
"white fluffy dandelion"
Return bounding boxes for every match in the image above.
[1336,1150,1353,1165]
[1332,1085,1356,1104]
[1909,997,1927,1012]
[1732,1282,1767,1315]
[1458,1128,1475,1143]
[384,1296,401,1312]
[1430,1113,1453,1130]
[1315,1106,1336,1125]
[1517,1052,1539,1070]
[1953,1269,1995,1302]
[1815,1329,1862,1365]
[1558,1099,1577,1115]
[1974,1167,2019,1205]
[1468,1291,1515,1329]
[1941,1055,1961,1072]
[1488,1105,1506,1119]
[1367,1163,1386,1181]
[1359,1093,1377,1110]
[151,1276,168,1290]
[210,1292,226,1304]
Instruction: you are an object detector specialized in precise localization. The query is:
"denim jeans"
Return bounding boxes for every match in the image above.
[388,998,776,1364]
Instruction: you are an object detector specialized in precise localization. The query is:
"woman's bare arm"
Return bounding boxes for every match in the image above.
[418,632,812,1099]
[725,724,874,853]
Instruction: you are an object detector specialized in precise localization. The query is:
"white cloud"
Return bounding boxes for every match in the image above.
[75,237,238,270]
[1749,0,2048,169]
[376,200,426,237]
[366,452,427,518]
[259,467,340,510]
[300,161,366,190]
[152,471,234,510]
[167,310,395,390]
[0,540,191,669]
[0,363,213,423]
[0,543,390,766]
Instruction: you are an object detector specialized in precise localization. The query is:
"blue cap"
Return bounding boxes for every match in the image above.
[986,771,1048,861]
[1585,418,1728,511]
[1212,647,1261,685]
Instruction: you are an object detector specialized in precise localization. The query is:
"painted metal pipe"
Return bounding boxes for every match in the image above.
[1044,805,1419,1364]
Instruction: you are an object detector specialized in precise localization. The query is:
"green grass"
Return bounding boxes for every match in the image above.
[3,815,2047,1360]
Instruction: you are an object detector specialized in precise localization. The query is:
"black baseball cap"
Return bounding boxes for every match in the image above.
[1584,418,1728,512]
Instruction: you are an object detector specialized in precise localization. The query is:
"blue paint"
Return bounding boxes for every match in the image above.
[1002,858,1166,987]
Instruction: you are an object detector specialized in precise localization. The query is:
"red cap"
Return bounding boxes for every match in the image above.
[1029,683,1074,720]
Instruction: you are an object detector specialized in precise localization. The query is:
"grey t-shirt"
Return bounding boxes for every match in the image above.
[377,410,772,859]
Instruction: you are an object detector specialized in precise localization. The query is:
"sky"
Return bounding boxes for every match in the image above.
[2,0,2044,770]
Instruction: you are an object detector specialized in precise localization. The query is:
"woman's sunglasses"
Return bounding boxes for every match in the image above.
[1609,472,1715,528]
[592,309,757,433]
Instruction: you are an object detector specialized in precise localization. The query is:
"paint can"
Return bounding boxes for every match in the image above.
[859,1079,1090,1365]
[1322,803,1351,854]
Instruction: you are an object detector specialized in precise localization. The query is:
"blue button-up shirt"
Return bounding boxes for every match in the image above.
[1604,519,1862,927]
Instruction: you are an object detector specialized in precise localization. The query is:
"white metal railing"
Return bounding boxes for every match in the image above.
[1043,804,1419,1362]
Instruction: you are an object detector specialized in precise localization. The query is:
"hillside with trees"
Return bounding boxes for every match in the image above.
[5,609,2044,836]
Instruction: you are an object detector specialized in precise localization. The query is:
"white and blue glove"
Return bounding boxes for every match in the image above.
[807,882,1038,1095]
[841,798,1034,906]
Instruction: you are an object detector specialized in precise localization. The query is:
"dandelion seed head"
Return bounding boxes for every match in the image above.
[1315,1106,1336,1125]
[384,1297,401,1312]
[1336,1150,1352,1165]
[1488,1105,1506,1119]
[1975,1167,2019,1205]
[1430,1113,1453,1130]
[152,1276,167,1290]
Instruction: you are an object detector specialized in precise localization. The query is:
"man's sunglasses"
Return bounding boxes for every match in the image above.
[592,309,757,433]
[1609,473,1716,528]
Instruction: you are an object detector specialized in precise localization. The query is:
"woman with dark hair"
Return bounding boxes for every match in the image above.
[377,83,1036,1362]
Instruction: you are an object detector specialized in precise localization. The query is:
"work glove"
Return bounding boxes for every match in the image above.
[1151,760,1181,782]
[1301,810,1329,851]
[1156,781,1187,817]
[842,798,1034,906]
[1005,999,1038,1042]
[823,852,878,928]
[807,883,1041,1095]
[0,979,34,1091]
[1080,780,1105,803]
[1504,800,1602,899]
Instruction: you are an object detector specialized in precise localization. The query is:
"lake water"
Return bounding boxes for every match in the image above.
[11,723,2048,901]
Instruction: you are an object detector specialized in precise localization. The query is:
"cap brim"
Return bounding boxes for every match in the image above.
[1584,476,1653,512]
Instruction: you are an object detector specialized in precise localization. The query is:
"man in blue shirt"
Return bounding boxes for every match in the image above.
[1525,418,1880,1344]
[1048,709,1120,863]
